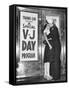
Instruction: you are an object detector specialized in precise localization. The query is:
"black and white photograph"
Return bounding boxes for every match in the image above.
[9,4,67,85]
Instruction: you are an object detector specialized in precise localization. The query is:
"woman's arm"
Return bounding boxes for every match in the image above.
[44,33,52,50]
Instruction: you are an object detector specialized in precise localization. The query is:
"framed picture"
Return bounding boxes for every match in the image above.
[9,4,67,85]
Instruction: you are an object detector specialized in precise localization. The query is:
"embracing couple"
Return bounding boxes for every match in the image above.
[43,19,61,80]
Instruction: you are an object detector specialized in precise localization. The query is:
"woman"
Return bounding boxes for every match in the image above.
[43,19,61,80]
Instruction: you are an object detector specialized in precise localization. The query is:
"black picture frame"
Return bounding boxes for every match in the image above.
[9,4,67,85]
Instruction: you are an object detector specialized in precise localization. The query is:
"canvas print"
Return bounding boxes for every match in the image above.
[9,5,67,85]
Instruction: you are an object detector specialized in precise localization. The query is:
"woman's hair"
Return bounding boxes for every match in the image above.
[42,20,49,34]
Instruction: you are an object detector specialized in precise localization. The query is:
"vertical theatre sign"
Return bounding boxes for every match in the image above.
[20,11,38,61]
